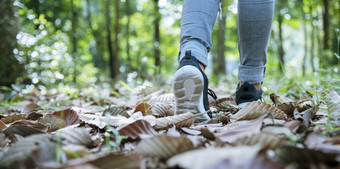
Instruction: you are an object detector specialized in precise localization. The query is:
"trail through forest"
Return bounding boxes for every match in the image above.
[0,85,339,169]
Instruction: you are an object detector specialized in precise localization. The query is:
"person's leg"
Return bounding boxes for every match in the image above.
[173,0,219,121]
[236,0,275,105]
[237,0,275,84]
[178,0,220,67]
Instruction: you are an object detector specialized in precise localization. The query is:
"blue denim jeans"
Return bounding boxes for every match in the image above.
[178,0,275,84]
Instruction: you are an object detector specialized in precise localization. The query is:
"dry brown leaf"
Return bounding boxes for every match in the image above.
[79,114,132,129]
[305,133,340,154]
[154,112,195,130]
[149,103,174,117]
[38,115,67,132]
[58,127,94,148]
[22,103,40,113]
[262,126,295,138]
[147,93,174,105]
[27,112,43,120]
[136,135,194,159]
[231,101,287,121]
[234,132,287,149]
[214,116,265,143]
[0,132,8,147]
[3,120,49,136]
[210,97,237,109]
[180,127,201,136]
[284,120,304,133]
[277,102,296,117]
[167,146,261,169]
[102,107,130,118]
[270,93,281,106]
[55,153,144,169]
[296,99,313,112]
[134,102,152,116]
[276,146,338,167]
[0,120,7,131]
[302,106,319,126]
[52,108,80,126]
[117,120,158,139]
[1,114,28,124]
[0,134,57,169]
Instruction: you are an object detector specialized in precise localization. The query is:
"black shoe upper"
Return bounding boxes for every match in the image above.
[179,51,212,118]
[235,82,262,105]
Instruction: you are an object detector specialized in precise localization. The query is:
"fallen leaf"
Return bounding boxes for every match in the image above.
[134,102,152,116]
[1,114,28,124]
[0,120,7,131]
[38,115,67,132]
[262,126,295,138]
[0,132,8,147]
[136,135,194,159]
[52,108,80,126]
[3,120,49,136]
[0,134,57,169]
[147,93,174,105]
[117,120,158,139]
[180,127,201,136]
[270,93,281,106]
[102,107,130,118]
[154,112,195,130]
[62,144,91,160]
[276,146,338,167]
[27,112,43,120]
[302,106,319,126]
[296,99,313,112]
[150,103,174,117]
[22,103,40,113]
[327,91,340,120]
[277,102,296,117]
[233,132,287,149]
[58,127,95,148]
[167,146,261,169]
[283,120,304,133]
[215,116,265,143]
[305,133,340,154]
[211,97,238,111]
[231,101,286,121]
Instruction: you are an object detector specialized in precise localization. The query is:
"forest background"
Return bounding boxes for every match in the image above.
[0,0,339,95]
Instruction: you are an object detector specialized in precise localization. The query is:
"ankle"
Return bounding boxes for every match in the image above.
[239,81,261,90]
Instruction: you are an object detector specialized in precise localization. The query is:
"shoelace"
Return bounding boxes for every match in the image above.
[207,88,220,105]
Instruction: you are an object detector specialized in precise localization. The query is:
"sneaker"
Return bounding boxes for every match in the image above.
[235,82,262,106]
[172,51,214,121]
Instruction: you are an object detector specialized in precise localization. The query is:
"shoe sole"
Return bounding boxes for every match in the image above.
[172,65,210,120]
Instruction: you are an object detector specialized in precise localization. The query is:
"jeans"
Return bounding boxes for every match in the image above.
[178,0,275,84]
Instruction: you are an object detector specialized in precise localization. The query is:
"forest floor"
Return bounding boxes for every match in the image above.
[0,80,339,169]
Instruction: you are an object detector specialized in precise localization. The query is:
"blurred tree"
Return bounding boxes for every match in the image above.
[214,0,227,76]
[0,0,24,86]
[276,1,286,73]
[154,0,161,74]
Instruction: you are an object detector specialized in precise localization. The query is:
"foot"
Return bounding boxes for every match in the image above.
[235,81,263,106]
[172,51,211,121]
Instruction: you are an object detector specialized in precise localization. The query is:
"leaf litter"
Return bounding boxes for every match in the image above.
[0,86,339,169]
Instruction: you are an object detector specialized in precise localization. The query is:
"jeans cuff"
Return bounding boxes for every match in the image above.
[179,40,208,67]
[238,64,266,84]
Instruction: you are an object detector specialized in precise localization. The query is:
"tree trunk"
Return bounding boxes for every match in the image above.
[0,0,23,86]
[277,13,285,73]
[113,0,120,77]
[322,0,329,50]
[154,0,161,74]
[309,5,315,72]
[106,0,118,79]
[215,4,226,76]
[125,0,132,68]
[86,0,106,70]
[301,0,308,76]
[71,0,77,83]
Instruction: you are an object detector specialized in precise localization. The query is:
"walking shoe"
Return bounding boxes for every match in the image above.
[235,82,262,106]
[172,51,215,121]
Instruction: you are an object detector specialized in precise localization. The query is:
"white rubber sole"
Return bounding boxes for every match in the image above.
[172,65,210,120]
